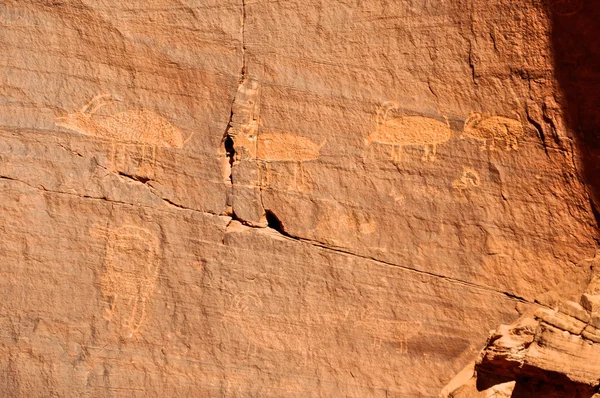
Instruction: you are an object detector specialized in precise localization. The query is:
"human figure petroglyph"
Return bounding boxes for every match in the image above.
[452,168,481,190]
[352,309,421,355]
[91,224,162,338]
[462,112,525,151]
[365,101,453,162]
[233,129,326,191]
[56,94,193,175]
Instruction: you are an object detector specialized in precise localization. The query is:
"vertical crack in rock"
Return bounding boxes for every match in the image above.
[223,135,235,185]
[468,5,478,86]
[222,0,262,227]
[526,109,551,159]
[222,0,247,185]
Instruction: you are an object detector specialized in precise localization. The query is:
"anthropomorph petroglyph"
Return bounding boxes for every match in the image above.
[452,168,481,190]
[462,112,525,151]
[233,129,326,191]
[365,101,453,162]
[91,224,162,338]
[56,94,193,175]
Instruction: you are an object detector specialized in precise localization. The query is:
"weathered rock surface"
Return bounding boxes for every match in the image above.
[0,0,599,396]
[441,274,600,398]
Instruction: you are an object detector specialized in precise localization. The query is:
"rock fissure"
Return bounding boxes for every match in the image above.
[526,109,551,159]
[0,173,539,302]
[0,175,224,218]
[118,171,151,185]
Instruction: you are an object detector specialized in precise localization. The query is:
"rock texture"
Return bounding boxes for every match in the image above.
[440,262,600,397]
[0,0,599,397]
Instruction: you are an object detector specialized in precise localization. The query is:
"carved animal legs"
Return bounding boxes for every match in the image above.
[298,162,306,191]
[372,336,383,350]
[481,139,497,151]
[110,140,117,171]
[398,338,408,354]
[391,145,402,163]
[140,145,146,168]
[264,162,271,188]
[422,145,437,162]
[152,146,157,176]
[256,161,271,189]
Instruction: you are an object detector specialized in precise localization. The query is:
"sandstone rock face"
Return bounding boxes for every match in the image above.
[0,0,598,397]
[440,279,600,398]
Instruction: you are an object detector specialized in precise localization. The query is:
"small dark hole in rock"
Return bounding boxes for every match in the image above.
[265,210,285,234]
[224,135,235,169]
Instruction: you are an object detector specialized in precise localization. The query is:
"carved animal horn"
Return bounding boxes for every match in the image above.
[183,130,195,145]
[375,101,400,129]
[463,112,482,129]
[81,94,121,114]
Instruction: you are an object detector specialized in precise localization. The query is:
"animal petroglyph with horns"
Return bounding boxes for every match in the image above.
[56,94,193,174]
[365,101,453,162]
[91,224,162,338]
[462,112,525,151]
[233,128,326,191]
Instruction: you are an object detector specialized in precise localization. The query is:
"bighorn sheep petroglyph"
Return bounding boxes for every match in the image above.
[56,94,193,173]
[365,101,453,162]
[233,128,326,190]
[462,112,525,151]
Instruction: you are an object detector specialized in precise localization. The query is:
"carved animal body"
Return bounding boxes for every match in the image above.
[56,94,191,172]
[234,130,325,190]
[462,112,524,151]
[90,225,161,338]
[366,101,453,162]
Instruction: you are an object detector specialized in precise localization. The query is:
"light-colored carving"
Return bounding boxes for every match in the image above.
[312,204,377,247]
[452,168,481,190]
[352,309,421,355]
[549,0,584,16]
[234,130,325,191]
[91,224,161,338]
[56,94,192,175]
[365,101,453,162]
[224,293,314,365]
[462,112,525,151]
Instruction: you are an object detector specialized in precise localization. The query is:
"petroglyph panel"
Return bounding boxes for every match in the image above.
[56,94,191,177]
[366,101,453,162]
[462,112,525,151]
[90,224,162,339]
